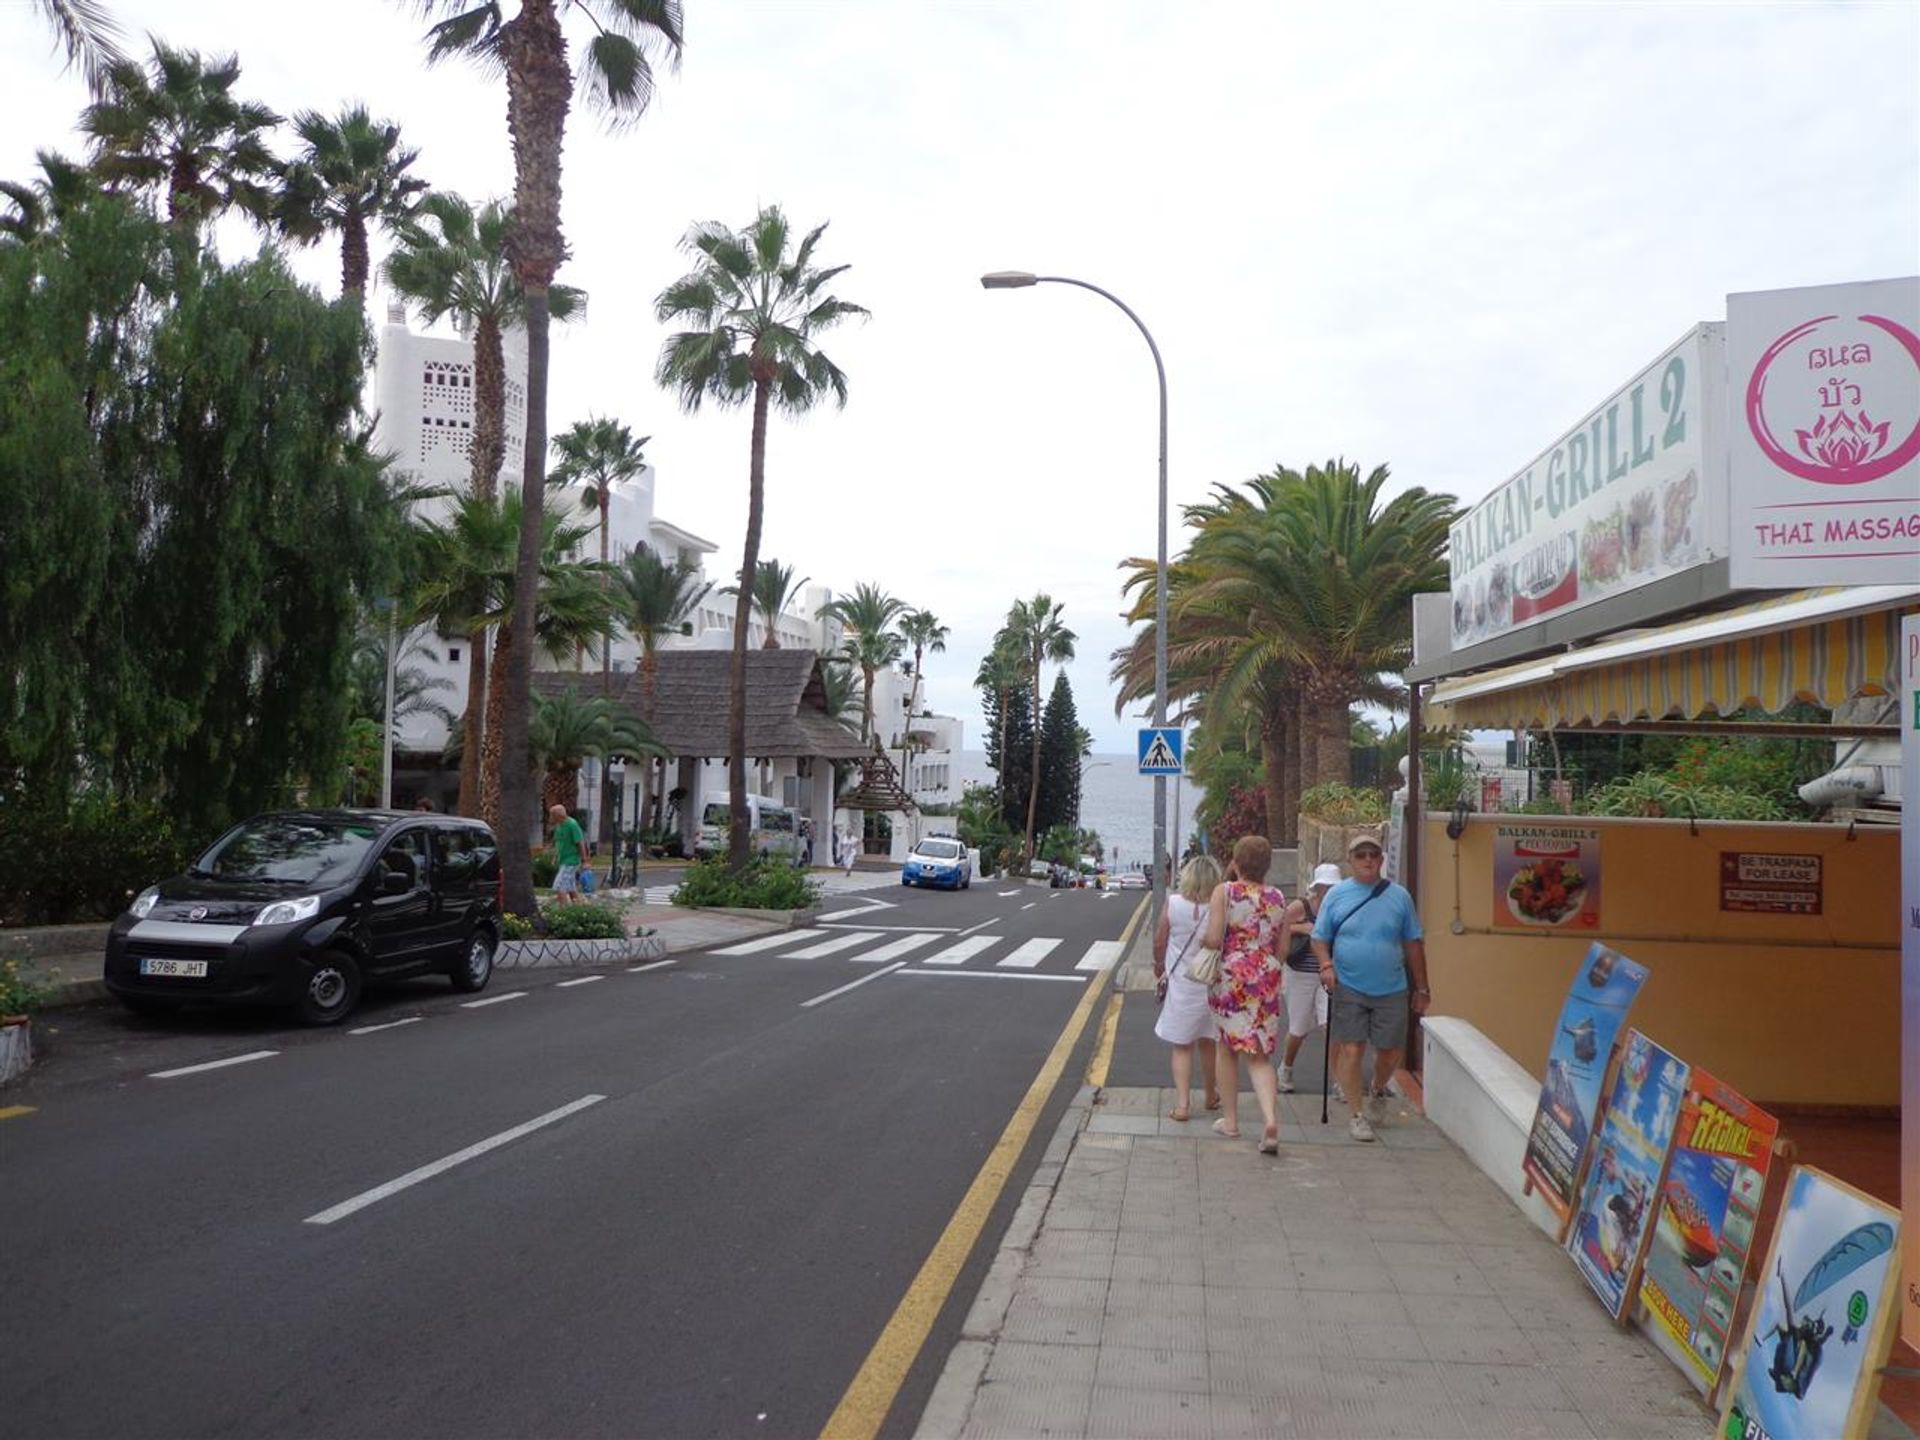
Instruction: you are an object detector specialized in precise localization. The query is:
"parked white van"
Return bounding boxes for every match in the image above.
[694,796,804,864]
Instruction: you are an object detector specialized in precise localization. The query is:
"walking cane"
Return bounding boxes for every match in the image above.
[1320,1000,1331,1125]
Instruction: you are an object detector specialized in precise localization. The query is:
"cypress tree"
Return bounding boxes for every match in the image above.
[1035,672,1082,835]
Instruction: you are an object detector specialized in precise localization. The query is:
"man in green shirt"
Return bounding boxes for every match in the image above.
[548,803,587,905]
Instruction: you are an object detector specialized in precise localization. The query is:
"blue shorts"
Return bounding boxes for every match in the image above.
[553,864,580,895]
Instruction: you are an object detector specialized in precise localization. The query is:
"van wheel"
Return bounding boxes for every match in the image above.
[450,932,494,994]
[295,950,361,1026]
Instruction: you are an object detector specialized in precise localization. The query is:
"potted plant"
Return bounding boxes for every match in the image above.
[0,954,47,1085]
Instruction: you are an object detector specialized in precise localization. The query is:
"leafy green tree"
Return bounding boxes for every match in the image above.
[278,104,429,299]
[1036,671,1083,836]
[417,0,683,911]
[721,557,810,649]
[1002,594,1076,862]
[655,204,866,868]
[613,543,710,836]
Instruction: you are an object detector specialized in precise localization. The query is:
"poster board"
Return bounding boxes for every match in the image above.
[1494,822,1603,931]
[1522,944,1651,1221]
[1567,1030,1689,1319]
[1635,1069,1780,1392]
[1720,1166,1902,1440]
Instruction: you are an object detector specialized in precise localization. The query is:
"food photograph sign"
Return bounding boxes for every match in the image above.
[1727,277,1920,588]
[1448,325,1723,652]
[1494,823,1602,931]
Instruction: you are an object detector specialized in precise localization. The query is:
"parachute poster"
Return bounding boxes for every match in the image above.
[1722,1166,1902,1440]
[1567,1031,1688,1319]
[1635,1070,1779,1391]
[1522,944,1651,1221]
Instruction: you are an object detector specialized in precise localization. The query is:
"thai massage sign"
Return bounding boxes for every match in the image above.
[1728,277,1920,587]
[1448,326,1723,651]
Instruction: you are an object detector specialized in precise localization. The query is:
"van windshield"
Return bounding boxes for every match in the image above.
[195,817,380,886]
[917,839,963,859]
[702,804,731,826]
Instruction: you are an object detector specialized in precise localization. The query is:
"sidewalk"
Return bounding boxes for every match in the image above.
[918,1082,1711,1440]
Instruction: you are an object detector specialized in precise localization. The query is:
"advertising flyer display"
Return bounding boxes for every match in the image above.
[1726,277,1920,588]
[1635,1070,1779,1391]
[1494,823,1602,931]
[1567,1030,1689,1319]
[1522,944,1651,1221]
[1721,1166,1902,1440]
[1719,852,1823,916]
[1447,325,1722,652]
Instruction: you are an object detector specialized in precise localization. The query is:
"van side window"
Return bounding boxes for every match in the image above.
[379,830,430,892]
[432,827,477,884]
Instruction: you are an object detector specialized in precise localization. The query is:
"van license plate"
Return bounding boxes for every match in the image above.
[139,957,208,977]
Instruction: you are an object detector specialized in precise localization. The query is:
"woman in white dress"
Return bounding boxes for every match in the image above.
[1153,854,1225,1121]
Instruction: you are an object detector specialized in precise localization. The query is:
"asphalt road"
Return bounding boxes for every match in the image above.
[0,878,1140,1440]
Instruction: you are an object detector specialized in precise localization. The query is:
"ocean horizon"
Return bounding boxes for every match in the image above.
[953,748,1206,868]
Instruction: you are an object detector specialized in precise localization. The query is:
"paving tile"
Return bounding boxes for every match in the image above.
[1106,1278,1205,1319]
[1288,1289,1414,1326]
[1390,1257,1495,1295]
[1087,1114,1161,1136]
[1315,1356,1444,1402]
[1025,1229,1117,1281]
[1452,1407,1599,1439]
[1374,1239,1470,1268]
[1112,1227,1201,1260]
[1338,1320,1429,1360]
[1092,1342,1210,1395]
[1043,1205,1121,1232]
[1100,1308,1208,1353]
[1020,1276,1109,1310]
[1108,1249,1205,1286]
[981,1341,1099,1387]
[1204,1249,1297,1290]
[1208,1283,1308,1323]
[1084,1386,1211,1439]
[1435,1360,1574,1412]
[1293,1255,1397,1293]
[959,1376,1091,1439]
[1289,1395,1475,1438]
[1208,1392,1302,1438]
[1420,1322,1542,1366]
[1399,1291,1511,1330]
[999,1296,1104,1348]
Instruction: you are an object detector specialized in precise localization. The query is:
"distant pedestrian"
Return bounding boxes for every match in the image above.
[413,796,435,812]
[1204,835,1289,1155]
[1277,862,1342,1092]
[1153,854,1224,1121]
[548,802,587,906]
[840,823,858,876]
[1311,833,1430,1143]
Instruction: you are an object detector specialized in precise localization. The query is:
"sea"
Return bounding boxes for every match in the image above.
[953,749,1206,869]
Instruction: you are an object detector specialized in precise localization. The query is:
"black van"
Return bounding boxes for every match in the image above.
[104,810,503,1026]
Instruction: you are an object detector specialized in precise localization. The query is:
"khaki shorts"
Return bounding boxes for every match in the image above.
[1282,967,1328,1038]
[1330,983,1409,1052]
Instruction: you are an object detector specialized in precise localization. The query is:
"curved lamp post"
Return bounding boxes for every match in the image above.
[980,270,1171,941]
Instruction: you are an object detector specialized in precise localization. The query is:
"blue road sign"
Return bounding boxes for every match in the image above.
[1137,727,1184,775]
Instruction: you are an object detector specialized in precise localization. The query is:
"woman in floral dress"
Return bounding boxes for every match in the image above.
[1204,835,1289,1154]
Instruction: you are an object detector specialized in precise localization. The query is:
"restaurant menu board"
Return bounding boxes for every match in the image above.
[1567,1031,1689,1319]
[1522,944,1650,1221]
[1494,823,1602,931]
[1720,853,1823,916]
[1721,1167,1902,1440]
[1636,1070,1779,1391]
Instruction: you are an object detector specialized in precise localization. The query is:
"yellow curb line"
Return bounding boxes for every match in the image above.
[0,1105,37,1121]
[1086,990,1123,1088]
[819,896,1147,1440]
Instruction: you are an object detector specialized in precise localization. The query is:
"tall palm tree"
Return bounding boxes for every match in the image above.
[25,0,126,95]
[720,558,810,649]
[818,659,860,734]
[975,637,1025,779]
[530,684,663,821]
[80,41,280,231]
[278,104,429,299]
[1003,594,1076,863]
[0,150,92,246]
[822,583,906,744]
[348,630,458,737]
[548,415,648,695]
[896,608,947,792]
[655,204,867,870]
[612,543,710,838]
[418,0,682,912]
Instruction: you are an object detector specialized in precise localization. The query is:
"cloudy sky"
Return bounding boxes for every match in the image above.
[5,1,1916,750]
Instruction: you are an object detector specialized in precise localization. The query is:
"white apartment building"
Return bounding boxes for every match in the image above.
[370,307,961,856]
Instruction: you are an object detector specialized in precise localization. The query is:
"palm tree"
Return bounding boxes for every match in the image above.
[975,637,1025,778]
[24,0,125,95]
[612,544,710,839]
[417,0,683,912]
[278,104,429,299]
[654,204,867,870]
[896,608,947,791]
[822,583,906,744]
[818,659,861,734]
[0,150,92,246]
[80,41,280,231]
[530,684,663,821]
[720,558,810,649]
[548,415,648,697]
[1002,594,1076,863]
[348,630,458,738]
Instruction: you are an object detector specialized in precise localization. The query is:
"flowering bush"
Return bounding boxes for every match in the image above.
[671,857,821,911]
[0,955,48,1017]
[540,903,628,940]
[500,912,535,942]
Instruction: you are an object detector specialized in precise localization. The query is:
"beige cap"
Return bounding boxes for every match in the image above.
[1346,832,1385,856]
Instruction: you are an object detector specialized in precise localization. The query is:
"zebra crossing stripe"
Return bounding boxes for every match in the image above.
[850,933,941,964]
[1075,940,1124,972]
[921,936,998,966]
[710,929,828,956]
[996,938,1062,969]
[786,931,885,959]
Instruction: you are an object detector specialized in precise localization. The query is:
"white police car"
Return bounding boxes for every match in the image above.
[902,836,972,890]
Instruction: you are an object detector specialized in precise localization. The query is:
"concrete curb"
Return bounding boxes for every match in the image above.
[913,1082,1099,1440]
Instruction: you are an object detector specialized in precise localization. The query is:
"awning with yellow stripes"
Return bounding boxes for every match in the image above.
[1425,588,1918,731]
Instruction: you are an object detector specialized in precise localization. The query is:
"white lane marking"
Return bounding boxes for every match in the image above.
[818,922,958,934]
[921,936,998,966]
[628,959,676,973]
[1075,940,1125,972]
[800,961,908,1009]
[850,933,941,964]
[557,975,603,988]
[826,898,897,919]
[996,890,1021,898]
[709,928,828,956]
[304,1095,606,1226]
[150,1050,278,1079]
[462,991,527,1008]
[786,931,884,959]
[348,1017,422,1036]
[897,970,1084,983]
[956,917,1001,937]
[997,938,1062,970]
[1020,902,1037,911]
[1099,891,1120,900]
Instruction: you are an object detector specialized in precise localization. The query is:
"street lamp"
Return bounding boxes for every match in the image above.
[374,596,399,808]
[981,269,1171,941]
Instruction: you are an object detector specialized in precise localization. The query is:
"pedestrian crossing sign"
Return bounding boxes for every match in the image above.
[1137,727,1184,775]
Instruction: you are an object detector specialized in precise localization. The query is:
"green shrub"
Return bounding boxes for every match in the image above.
[500,912,535,941]
[531,849,559,888]
[541,903,628,940]
[671,857,822,910]
[0,955,49,1016]
[1586,772,1787,822]
[0,785,199,925]
[1299,783,1387,824]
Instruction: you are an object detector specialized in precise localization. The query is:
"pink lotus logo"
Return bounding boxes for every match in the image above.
[1747,311,1920,486]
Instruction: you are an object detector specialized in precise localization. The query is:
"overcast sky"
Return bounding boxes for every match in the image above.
[5,1,1916,751]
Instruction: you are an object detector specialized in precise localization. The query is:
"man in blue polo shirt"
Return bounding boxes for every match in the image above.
[1310,833,1430,1142]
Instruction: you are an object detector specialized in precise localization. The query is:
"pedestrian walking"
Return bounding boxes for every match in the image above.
[1152,854,1224,1121]
[548,803,587,906]
[1203,835,1289,1155]
[840,823,858,876]
[1311,833,1430,1142]
[1277,862,1342,1093]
